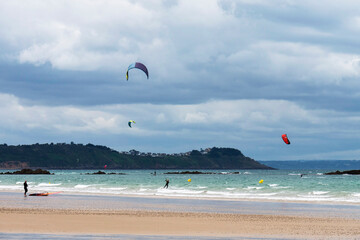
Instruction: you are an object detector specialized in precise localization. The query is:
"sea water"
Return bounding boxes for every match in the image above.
[0,169,359,204]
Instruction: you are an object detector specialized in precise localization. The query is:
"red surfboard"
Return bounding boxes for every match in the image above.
[29,192,49,196]
[29,191,62,196]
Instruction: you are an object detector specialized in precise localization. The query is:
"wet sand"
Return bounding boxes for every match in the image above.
[1,192,360,239]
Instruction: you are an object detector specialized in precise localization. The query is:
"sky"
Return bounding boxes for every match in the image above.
[0,0,360,160]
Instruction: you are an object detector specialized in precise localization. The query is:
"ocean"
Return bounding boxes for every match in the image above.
[0,169,359,204]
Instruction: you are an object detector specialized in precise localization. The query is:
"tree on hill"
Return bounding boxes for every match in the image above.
[0,144,274,170]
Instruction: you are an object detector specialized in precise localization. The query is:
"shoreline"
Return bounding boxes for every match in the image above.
[2,189,360,207]
[1,191,360,220]
[1,207,360,239]
[1,191,360,238]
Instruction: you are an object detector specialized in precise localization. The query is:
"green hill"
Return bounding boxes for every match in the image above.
[0,143,273,170]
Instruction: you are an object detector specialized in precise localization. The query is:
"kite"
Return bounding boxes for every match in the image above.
[282,134,290,145]
[126,62,149,80]
[128,120,136,128]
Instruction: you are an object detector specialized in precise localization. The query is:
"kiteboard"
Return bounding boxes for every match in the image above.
[29,192,48,196]
[29,191,62,196]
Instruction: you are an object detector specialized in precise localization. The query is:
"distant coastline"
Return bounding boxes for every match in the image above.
[0,143,273,170]
[260,160,360,170]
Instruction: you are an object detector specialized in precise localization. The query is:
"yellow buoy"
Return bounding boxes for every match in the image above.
[188,179,191,182]
[259,179,264,184]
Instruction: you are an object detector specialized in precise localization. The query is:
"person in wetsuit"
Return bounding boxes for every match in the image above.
[24,181,28,196]
[164,179,169,188]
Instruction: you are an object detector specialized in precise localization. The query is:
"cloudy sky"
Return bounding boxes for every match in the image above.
[0,0,360,160]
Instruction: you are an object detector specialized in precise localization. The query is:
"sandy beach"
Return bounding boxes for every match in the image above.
[1,193,360,239]
[1,207,360,239]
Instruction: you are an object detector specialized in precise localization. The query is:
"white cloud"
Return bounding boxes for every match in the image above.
[0,93,356,137]
[0,93,124,133]
[223,41,360,85]
[0,92,359,158]
[1,0,359,87]
[0,0,160,70]
[0,0,240,81]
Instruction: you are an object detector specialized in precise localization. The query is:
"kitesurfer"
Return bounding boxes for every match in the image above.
[24,181,28,196]
[164,179,169,188]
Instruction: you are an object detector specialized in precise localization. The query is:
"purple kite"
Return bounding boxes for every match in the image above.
[126,62,149,80]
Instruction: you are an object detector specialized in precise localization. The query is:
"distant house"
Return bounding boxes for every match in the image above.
[184,151,191,156]
[129,150,140,156]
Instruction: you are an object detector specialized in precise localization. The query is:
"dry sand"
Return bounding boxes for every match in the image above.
[1,207,359,239]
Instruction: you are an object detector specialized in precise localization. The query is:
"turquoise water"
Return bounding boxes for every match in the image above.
[0,169,359,203]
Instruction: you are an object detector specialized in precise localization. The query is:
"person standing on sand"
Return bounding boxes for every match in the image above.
[24,181,28,196]
[164,179,169,188]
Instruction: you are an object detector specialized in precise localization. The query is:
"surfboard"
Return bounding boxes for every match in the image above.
[29,191,62,196]
[29,192,48,196]
[47,191,62,195]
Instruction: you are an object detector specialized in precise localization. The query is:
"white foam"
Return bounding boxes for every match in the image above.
[8,183,355,203]
[16,181,35,185]
[312,191,329,195]
[0,185,21,190]
[99,187,127,191]
[256,193,278,196]
[297,194,331,199]
[206,190,230,195]
[158,188,204,194]
[273,186,290,189]
[38,183,62,187]
[245,186,264,190]
[243,172,251,174]
[74,184,91,188]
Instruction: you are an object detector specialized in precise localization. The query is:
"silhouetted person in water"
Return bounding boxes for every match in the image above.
[24,181,28,196]
[164,179,169,188]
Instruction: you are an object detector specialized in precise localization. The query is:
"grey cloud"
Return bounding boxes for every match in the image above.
[0,0,359,159]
